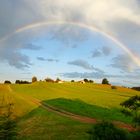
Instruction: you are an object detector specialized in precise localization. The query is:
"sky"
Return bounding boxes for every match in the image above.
[0,0,140,87]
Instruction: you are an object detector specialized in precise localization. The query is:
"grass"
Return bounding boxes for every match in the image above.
[17,107,91,140]
[43,98,132,124]
[11,82,140,108]
[0,82,140,139]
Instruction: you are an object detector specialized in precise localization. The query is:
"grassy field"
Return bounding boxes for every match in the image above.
[0,82,140,139]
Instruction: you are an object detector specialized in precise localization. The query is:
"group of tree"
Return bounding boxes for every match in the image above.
[15,80,30,84]
[132,87,140,91]
[4,80,11,84]
[4,77,111,85]
[83,79,94,83]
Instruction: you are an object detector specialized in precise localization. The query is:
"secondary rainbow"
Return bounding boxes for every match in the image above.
[0,21,140,66]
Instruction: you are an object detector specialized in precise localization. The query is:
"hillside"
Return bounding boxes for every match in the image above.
[0,82,140,139]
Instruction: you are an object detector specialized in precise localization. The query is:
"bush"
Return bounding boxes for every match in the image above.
[90,121,128,140]
[111,86,117,89]
[121,108,132,116]
[45,78,54,83]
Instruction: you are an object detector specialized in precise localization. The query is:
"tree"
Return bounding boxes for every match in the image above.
[0,103,17,140]
[83,78,89,83]
[15,80,20,84]
[102,78,109,85]
[89,80,94,83]
[32,76,37,83]
[71,80,75,82]
[4,80,11,84]
[90,121,127,140]
[56,78,61,82]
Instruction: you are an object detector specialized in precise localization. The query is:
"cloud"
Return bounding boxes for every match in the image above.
[68,59,102,72]
[46,59,59,62]
[92,50,102,58]
[37,57,46,61]
[102,46,112,56]
[49,25,89,47]
[61,71,121,79]
[110,54,137,72]
[23,43,42,50]
[37,57,59,62]
[0,48,31,69]
[0,0,139,47]
[92,46,112,58]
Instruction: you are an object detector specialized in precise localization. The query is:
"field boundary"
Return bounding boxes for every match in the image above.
[29,97,135,131]
[8,85,135,132]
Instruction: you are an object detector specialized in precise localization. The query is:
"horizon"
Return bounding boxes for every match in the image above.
[0,0,140,87]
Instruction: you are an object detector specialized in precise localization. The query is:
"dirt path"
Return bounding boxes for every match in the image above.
[29,97,135,131]
[8,85,135,131]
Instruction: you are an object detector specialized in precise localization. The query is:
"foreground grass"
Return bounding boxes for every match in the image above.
[17,107,91,140]
[43,98,132,124]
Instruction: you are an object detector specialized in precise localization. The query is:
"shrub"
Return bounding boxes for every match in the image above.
[111,86,117,89]
[90,121,127,140]
[121,108,132,116]
[45,78,54,83]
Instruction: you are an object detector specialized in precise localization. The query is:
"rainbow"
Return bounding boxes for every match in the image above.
[0,21,140,66]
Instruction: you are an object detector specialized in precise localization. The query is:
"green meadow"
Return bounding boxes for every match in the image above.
[0,82,140,139]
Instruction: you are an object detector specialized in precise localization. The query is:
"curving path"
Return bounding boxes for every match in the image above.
[29,97,135,131]
[8,85,135,131]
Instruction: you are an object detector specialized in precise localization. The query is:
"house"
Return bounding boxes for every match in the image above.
[57,80,64,84]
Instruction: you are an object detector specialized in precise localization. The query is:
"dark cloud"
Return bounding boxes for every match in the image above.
[37,57,59,62]
[92,50,102,58]
[46,59,59,62]
[102,46,112,56]
[68,59,101,71]
[110,54,137,72]
[92,46,112,58]
[37,57,46,61]
[61,71,121,79]
[23,43,42,50]
[49,25,89,47]
[0,46,31,69]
